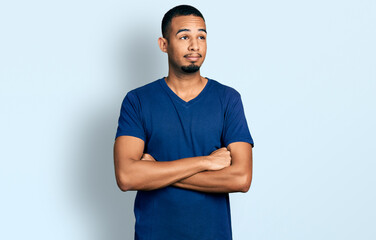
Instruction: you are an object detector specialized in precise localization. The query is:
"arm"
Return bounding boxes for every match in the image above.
[113,135,231,192]
[172,89,254,193]
[172,142,253,193]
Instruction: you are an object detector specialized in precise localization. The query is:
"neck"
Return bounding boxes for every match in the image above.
[165,68,205,93]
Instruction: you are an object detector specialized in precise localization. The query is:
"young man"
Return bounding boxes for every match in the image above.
[114,5,254,240]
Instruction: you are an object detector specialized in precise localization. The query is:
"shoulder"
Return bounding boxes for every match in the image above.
[208,78,242,100]
[128,78,162,97]
[122,78,163,104]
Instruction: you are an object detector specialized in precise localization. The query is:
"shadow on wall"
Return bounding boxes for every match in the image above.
[117,24,165,91]
[70,25,164,239]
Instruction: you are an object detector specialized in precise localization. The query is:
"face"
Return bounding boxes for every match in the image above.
[159,15,207,74]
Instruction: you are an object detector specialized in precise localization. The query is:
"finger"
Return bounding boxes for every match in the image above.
[145,154,156,160]
[141,156,156,161]
[141,158,153,161]
[141,154,151,159]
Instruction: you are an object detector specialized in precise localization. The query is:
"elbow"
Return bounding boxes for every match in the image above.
[117,183,130,192]
[237,174,252,193]
[240,179,251,193]
[114,157,139,192]
[115,172,133,192]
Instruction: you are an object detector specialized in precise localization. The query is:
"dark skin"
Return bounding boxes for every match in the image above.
[113,15,253,193]
[158,15,207,102]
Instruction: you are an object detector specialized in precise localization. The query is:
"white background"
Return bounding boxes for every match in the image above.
[1,0,375,239]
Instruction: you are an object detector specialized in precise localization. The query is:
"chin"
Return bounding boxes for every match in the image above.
[181,64,200,73]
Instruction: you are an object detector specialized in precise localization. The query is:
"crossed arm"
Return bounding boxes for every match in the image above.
[113,135,253,193]
[172,141,252,193]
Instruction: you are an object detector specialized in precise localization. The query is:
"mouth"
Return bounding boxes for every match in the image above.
[184,54,202,62]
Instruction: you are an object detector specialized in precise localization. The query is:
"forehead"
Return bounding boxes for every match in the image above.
[170,15,206,32]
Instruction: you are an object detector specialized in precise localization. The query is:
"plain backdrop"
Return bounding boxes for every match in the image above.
[1,0,375,239]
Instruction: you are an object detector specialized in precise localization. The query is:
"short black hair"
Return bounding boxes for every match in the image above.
[161,5,205,38]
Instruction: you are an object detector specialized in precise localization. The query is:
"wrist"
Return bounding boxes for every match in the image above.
[200,155,212,171]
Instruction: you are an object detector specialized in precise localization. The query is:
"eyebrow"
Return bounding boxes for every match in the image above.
[176,28,207,35]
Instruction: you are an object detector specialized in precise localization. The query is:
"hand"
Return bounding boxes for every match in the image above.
[206,147,231,171]
[140,153,156,161]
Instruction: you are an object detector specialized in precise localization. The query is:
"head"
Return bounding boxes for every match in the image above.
[159,5,207,74]
[161,5,205,40]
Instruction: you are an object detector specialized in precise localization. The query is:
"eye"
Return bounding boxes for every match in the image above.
[180,36,188,40]
[198,36,206,40]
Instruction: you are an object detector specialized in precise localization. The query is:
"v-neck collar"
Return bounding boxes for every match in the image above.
[159,77,212,108]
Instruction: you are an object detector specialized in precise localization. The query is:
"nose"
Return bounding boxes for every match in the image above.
[189,38,199,51]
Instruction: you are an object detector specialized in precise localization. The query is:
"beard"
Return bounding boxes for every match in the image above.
[181,63,200,73]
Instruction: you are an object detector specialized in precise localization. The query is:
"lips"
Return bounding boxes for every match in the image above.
[184,54,202,61]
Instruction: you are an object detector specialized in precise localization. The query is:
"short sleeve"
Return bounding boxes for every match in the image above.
[221,90,254,148]
[115,91,146,141]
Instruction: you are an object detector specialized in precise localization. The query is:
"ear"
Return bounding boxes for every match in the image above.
[158,37,168,53]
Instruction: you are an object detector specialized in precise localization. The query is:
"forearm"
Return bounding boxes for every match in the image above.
[172,165,249,193]
[173,142,253,193]
[116,156,208,191]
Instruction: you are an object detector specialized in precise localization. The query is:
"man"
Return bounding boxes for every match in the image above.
[114,5,254,240]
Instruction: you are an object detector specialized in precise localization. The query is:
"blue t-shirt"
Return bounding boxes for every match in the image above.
[116,77,254,240]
